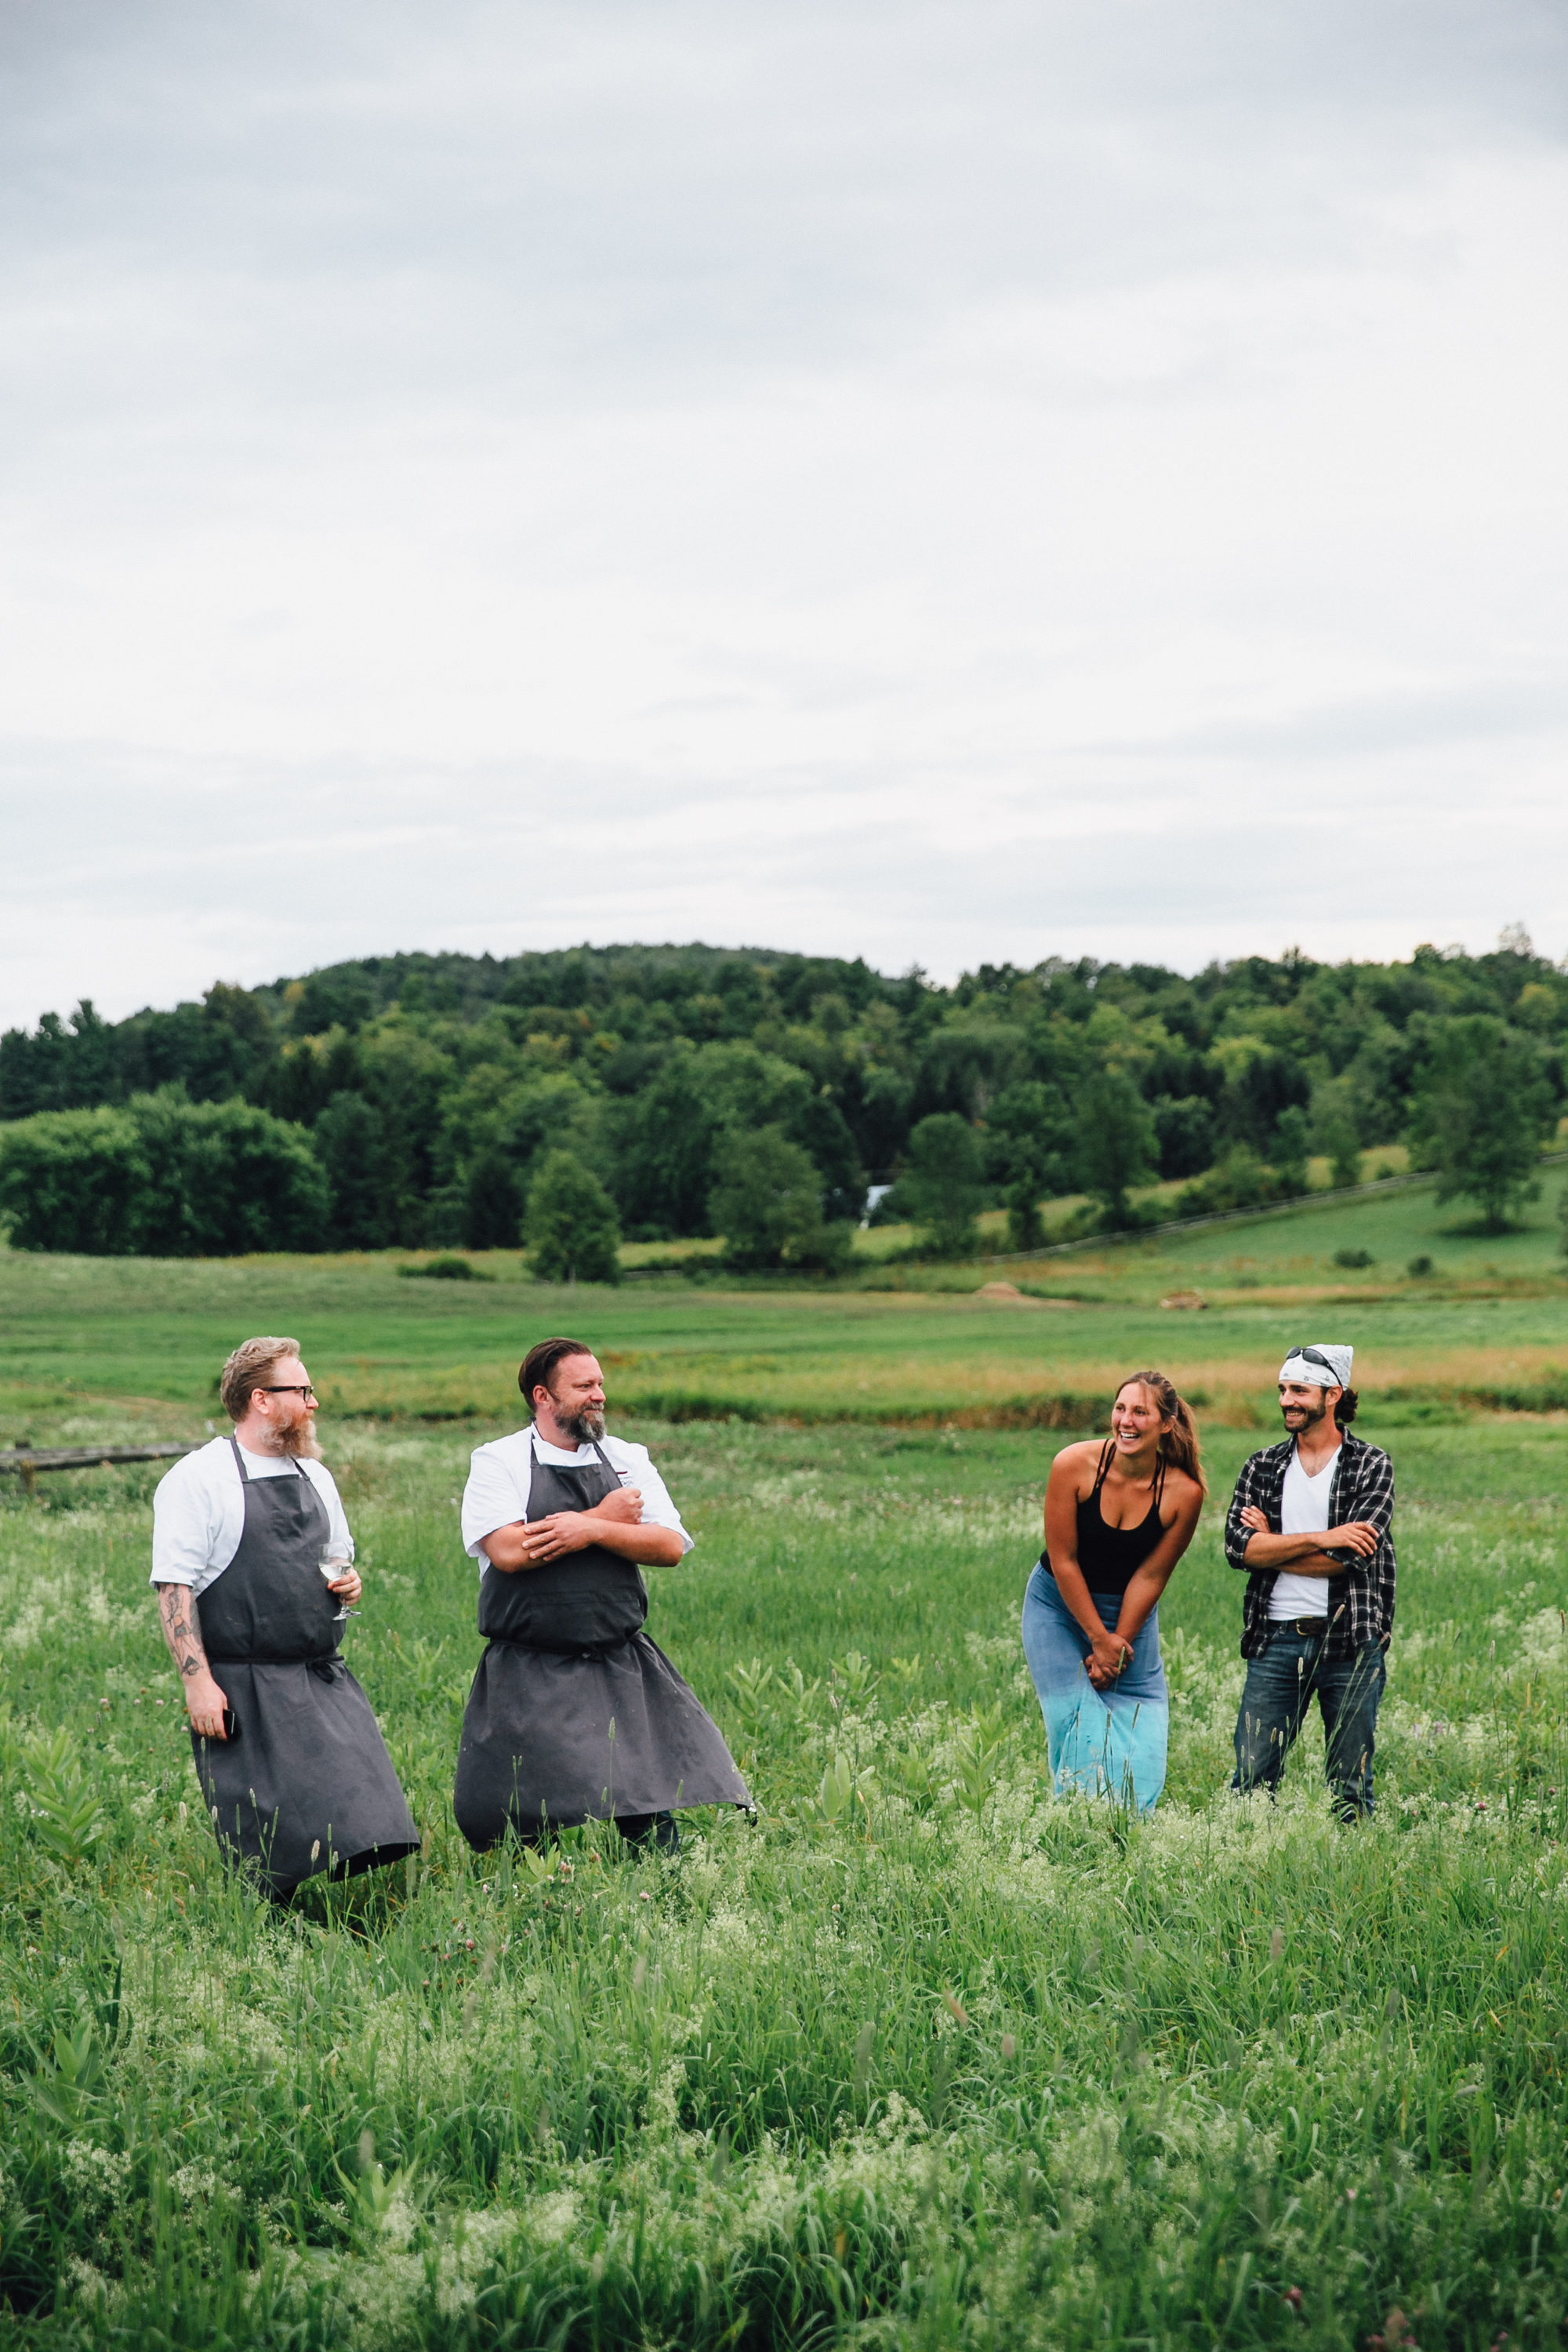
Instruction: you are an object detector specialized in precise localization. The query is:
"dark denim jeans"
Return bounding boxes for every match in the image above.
[1231,1628,1387,1821]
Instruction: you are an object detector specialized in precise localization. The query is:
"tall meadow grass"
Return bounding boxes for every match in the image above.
[1,1417,1566,2346]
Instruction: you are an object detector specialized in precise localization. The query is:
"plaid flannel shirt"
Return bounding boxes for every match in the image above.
[1224,1429,1396,1661]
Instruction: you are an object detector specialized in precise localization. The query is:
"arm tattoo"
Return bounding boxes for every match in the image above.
[156,1582,210,1682]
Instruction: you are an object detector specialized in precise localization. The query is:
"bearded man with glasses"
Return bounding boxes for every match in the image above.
[150,1335,419,1897]
[1226,1343,1396,1822]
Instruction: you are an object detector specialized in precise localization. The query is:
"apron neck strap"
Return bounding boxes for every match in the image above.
[532,1428,603,1471]
[230,1435,306,1483]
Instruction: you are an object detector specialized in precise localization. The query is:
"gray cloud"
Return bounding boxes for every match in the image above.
[2,0,1566,1025]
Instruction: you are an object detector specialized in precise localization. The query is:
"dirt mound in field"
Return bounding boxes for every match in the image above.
[973,1281,1079,1308]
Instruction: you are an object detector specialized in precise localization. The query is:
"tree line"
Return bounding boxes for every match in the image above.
[0,932,1562,1261]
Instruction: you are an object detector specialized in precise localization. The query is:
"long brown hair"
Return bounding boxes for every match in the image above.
[1113,1370,1206,1494]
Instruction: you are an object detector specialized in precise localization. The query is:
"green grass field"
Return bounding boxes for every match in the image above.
[3,1171,1567,1439]
[2,1210,1568,2347]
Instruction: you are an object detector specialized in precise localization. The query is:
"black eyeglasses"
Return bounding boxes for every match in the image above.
[1285,1349,1340,1376]
[260,1385,317,1401]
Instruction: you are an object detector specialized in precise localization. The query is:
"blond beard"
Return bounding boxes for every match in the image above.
[275,1418,324,1461]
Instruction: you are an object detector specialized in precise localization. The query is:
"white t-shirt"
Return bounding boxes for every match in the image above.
[150,1436,354,1597]
[461,1428,692,1574]
[1268,1443,1341,1621]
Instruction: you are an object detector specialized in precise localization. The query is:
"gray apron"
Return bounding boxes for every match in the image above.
[452,1438,750,1848]
[191,1439,419,1897]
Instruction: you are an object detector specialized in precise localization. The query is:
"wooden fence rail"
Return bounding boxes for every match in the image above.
[1,1441,198,1497]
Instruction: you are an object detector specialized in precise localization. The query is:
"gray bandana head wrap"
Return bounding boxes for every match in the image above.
[1279,1343,1353,1391]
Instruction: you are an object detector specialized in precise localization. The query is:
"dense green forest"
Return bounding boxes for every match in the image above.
[0,935,1563,1257]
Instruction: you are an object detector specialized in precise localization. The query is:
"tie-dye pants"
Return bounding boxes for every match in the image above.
[1020,1559,1169,1813]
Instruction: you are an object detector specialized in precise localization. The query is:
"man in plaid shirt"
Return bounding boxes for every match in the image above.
[1225,1342,1395,1821]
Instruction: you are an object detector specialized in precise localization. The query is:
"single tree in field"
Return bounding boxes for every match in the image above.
[709,1127,851,1272]
[1406,1017,1553,1232]
[1311,1080,1363,1190]
[464,1149,524,1250]
[982,1081,1074,1249]
[1270,1105,1312,1197]
[1004,1180,1044,1251]
[314,1090,392,1250]
[902,1113,985,1258]
[1074,1069,1157,1230]
[1152,1094,1215,1182]
[526,1149,622,1283]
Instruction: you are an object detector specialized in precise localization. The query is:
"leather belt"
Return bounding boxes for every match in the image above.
[1276,1618,1329,1639]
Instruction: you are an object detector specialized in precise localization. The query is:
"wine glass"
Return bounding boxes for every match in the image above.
[318,1545,360,1621]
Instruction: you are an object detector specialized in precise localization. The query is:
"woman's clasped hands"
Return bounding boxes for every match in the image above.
[1087,1626,1133,1688]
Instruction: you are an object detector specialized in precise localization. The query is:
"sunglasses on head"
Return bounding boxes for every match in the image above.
[1284,1348,1340,1377]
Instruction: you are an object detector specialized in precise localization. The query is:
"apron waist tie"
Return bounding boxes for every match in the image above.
[488,1633,639,1662]
[206,1654,344,1677]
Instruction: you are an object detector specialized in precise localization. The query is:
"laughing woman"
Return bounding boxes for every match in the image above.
[1021,1370,1204,1813]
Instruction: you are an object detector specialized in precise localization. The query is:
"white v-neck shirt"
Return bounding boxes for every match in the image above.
[461,1427,692,1575]
[150,1436,354,1596]
[1269,1443,1340,1621]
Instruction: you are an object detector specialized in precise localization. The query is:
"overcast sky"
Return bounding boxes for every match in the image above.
[2,0,1566,1029]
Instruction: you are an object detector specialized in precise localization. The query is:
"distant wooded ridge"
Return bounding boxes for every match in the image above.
[0,935,1562,1257]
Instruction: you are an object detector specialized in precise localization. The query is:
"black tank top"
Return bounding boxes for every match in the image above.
[1066,1440,1169,1598]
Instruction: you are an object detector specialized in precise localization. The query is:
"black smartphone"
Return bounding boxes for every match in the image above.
[221,1708,241,1742]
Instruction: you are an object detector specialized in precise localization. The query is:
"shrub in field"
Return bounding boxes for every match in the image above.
[1174,1141,1269,1218]
[1407,1014,1554,1231]
[527,1148,622,1283]
[0,1088,327,1254]
[709,1127,850,1272]
[397,1254,494,1280]
[901,1112,986,1256]
[1334,1246,1375,1269]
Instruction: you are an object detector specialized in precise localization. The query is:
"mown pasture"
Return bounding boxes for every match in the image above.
[2,1175,1568,1434]
[2,1219,1568,2347]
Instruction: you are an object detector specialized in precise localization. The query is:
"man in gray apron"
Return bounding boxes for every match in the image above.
[151,1334,419,1898]
[453,1334,749,1852]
